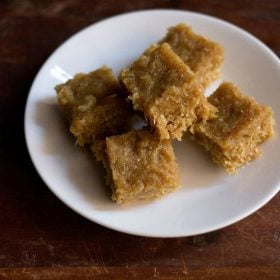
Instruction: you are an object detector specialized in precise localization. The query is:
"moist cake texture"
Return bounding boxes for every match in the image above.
[160,24,224,88]
[192,82,274,173]
[120,43,216,141]
[56,66,132,147]
[104,129,180,204]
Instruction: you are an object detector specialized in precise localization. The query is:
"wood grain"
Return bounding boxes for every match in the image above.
[0,266,279,280]
[0,0,279,279]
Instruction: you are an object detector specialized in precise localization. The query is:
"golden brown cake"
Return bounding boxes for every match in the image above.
[56,66,133,147]
[104,129,180,204]
[160,24,224,88]
[192,82,275,173]
[120,43,216,141]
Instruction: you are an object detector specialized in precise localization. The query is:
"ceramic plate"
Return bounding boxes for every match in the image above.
[24,10,280,237]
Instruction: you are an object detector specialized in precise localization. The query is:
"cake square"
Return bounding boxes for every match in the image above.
[56,66,132,146]
[192,82,274,173]
[104,129,179,204]
[120,43,216,141]
[160,24,224,88]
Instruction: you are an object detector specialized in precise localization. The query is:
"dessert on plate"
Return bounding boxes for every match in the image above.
[55,24,275,204]
[120,43,216,141]
[56,66,133,147]
[192,82,275,173]
[103,129,180,204]
[160,23,224,89]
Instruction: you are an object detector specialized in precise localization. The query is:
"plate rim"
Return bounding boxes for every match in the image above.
[24,9,280,238]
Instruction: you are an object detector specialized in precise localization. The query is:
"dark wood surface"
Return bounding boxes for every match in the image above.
[0,0,279,279]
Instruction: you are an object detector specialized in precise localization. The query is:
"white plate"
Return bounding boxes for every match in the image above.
[24,10,280,237]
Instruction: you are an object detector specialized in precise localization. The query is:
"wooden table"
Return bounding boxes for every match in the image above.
[0,1,279,279]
